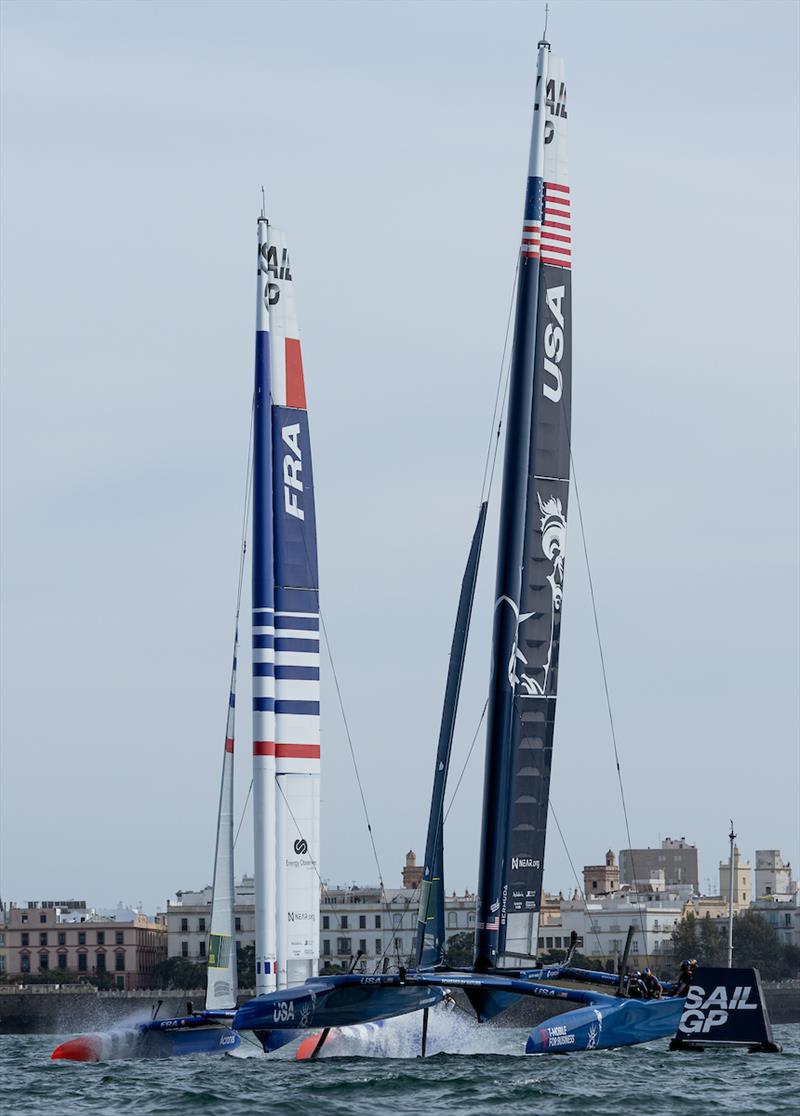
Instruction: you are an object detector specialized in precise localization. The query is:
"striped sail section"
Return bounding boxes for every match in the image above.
[541,183,571,268]
[266,226,321,988]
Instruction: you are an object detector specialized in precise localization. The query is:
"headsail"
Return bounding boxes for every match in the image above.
[415,503,487,969]
[475,41,571,969]
[266,226,321,990]
[205,633,239,1010]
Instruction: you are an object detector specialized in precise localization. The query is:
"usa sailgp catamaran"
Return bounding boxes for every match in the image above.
[232,32,691,1055]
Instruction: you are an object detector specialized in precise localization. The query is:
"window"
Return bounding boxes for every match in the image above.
[181,918,188,933]
[322,915,330,930]
[394,937,402,951]
[546,937,553,948]
[337,937,351,955]
[40,914,47,924]
[116,976,125,990]
[235,917,242,932]
[115,952,125,972]
[78,931,86,946]
[58,953,68,971]
[375,938,382,954]
[766,886,772,896]
[97,931,105,946]
[198,918,206,933]
[115,931,124,945]
[21,955,31,973]
[58,932,66,946]
[78,953,88,972]
[538,937,544,948]
[21,914,28,924]
[359,939,367,954]
[359,915,366,929]
[199,941,206,958]
[340,916,348,930]
[40,932,48,947]
[96,953,106,974]
[181,941,189,958]
[21,933,29,947]
[0,956,5,972]
[322,940,330,956]
[39,952,49,970]
[374,915,381,929]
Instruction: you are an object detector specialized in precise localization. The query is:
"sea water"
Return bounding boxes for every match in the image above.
[2,1019,798,1116]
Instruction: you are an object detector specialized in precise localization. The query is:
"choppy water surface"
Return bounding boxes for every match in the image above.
[3,1019,797,1116]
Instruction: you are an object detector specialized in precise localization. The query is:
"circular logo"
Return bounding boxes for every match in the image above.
[294,838,308,855]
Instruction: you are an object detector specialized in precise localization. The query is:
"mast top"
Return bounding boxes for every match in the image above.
[258,185,268,225]
[538,3,551,49]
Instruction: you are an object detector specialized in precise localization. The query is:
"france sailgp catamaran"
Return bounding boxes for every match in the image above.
[52,209,324,1061]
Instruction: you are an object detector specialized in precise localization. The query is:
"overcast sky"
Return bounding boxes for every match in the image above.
[1,0,798,916]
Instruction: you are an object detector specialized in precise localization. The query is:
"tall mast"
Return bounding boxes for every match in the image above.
[252,212,278,993]
[475,36,572,970]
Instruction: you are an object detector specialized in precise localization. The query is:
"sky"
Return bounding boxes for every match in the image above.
[1,0,798,916]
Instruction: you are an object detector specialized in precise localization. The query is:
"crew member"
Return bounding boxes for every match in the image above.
[674,960,693,997]
[642,967,662,999]
[627,971,646,999]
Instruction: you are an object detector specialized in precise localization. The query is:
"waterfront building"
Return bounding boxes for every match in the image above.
[319,881,475,971]
[718,845,752,911]
[755,850,795,900]
[583,850,620,897]
[164,876,256,962]
[166,855,475,972]
[619,838,699,891]
[539,876,689,975]
[0,900,166,989]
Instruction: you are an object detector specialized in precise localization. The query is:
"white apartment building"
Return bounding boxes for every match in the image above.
[320,885,476,972]
[755,850,795,900]
[164,876,256,962]
[540,876,690,974]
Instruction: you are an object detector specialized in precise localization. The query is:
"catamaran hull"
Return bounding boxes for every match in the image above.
[525,996,685,1054]
[51,1019,240,1061]
[235,978,445,1033]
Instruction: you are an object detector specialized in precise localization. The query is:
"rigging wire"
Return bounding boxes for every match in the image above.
[569,451,650,965]
[317,607,395,929]
[479,259,519,504]
[548,799,605,958]
[443,699,488,824]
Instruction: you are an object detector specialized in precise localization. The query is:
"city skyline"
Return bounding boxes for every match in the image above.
[2,0,798,915]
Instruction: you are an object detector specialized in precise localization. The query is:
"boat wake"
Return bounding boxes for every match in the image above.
[296,1006,524,1059]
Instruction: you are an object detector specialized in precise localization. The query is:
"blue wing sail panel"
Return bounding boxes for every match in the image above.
[416,503,487,970]
[272,406,318,595]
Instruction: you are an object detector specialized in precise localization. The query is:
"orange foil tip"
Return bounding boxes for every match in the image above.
[51,1035,103,1062]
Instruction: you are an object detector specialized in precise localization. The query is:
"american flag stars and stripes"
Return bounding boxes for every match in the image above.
[541,182,571,268]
